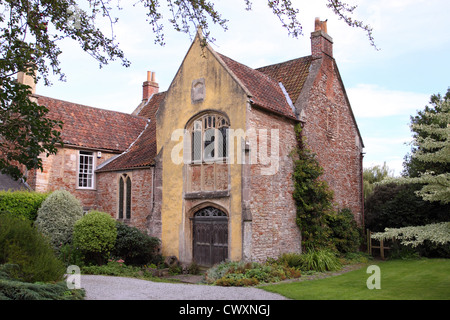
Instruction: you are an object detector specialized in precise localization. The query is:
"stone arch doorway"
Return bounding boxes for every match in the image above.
[192,206,228,267]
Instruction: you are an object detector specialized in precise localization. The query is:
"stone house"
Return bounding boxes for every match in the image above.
[21,19,364,266]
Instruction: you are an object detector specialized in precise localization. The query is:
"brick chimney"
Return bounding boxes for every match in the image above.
[142,71,159,101]
[311,17,333,59]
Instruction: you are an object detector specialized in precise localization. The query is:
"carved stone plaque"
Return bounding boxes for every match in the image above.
[191,78,205,103]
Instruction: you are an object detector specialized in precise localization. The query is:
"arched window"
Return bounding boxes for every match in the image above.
[118,174,131,219]
[186,112,230,194]
[190,113,229,163]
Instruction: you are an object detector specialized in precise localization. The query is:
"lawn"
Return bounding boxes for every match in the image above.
[261,258,450,300]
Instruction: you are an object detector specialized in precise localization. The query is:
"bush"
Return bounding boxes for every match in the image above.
[59,243,85,267]
[365,183,449,232]
[187,261,200,275]
[277,252,303,269]
[0,264,84,300]
[82,259,140,277]
[326,208,363,254]
[113,222,161,266]
[292,125,335,250]
[298,249,342,272]
[206,261,301,286]
[0,213,66,283]
[0,190,48,221]
[35,190,84,251]
[72,211,117,265]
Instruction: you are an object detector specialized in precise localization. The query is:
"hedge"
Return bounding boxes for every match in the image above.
[0,191,49,221]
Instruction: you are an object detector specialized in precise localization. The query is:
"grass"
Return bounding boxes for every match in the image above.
[261,258,450,300]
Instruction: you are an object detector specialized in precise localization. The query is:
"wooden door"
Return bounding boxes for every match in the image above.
[193,207,228,267]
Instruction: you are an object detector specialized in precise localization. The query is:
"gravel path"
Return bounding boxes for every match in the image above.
[80,275,289,300]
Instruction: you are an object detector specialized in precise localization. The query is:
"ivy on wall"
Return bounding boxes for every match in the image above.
[292,124,334,250]
[292,124,363,252]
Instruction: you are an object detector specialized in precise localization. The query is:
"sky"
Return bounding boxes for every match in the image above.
[36,0,450,176]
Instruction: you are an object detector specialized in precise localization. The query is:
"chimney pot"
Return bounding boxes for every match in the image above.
[314,17,328,33]
[142,70,159,101]
[311,17,333,59]
[315,17,321,31]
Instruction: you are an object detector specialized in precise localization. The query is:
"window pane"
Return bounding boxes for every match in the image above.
[126,177,131,219]
[78,151,94,188]
[219,127,228,158]
[192,131,202,162]
[204,128,215,160]
[118,177,124,219]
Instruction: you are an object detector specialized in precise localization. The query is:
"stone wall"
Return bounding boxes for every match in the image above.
[27,147,117,211]
[246,106,302,262]
[96,168,154,232]
[300,56,364,224]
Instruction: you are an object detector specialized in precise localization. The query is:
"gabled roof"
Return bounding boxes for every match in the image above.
[96,92,165,172]
[216,53,298,120]
[96,120,156,172]
[93,51,310,172]
[37,43,317,172]
[35,95,149,153]
[137,92,166,120]
[256,56,313,105]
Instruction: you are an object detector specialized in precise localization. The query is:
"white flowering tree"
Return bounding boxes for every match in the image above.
[372,222,450,248]
[374,94,449,247]
[384,97,449,204]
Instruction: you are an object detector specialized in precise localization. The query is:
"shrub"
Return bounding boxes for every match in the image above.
[187,261,200,275]
[72,211,117,265]
[0,264,84,300]
[82,260,140,277]
[35,190,84,251]
[298,249,342,272]
[113,222,161,266]
[168,264,182,275]
[59,243,85,267]
[277,252,303,269]
[365,183,449,232]
[326,208,363,254]
[0,190,48,221]
[292,125,335,250]
[206,261,301,286]
[0,213,66,283]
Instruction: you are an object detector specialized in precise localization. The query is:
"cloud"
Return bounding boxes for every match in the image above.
[362,136,412,175]
[347,84,429,118]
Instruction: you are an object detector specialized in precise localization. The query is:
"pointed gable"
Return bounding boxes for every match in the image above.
[256,56,313,105]
[97,92,165,172]
[136,92,166,121]
[216,53,297,120]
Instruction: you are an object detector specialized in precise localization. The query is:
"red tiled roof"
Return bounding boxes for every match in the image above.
[96,92,165,171]
[137,92,166,120]
[35,95,149,153]
[36,51,312,172]
[96,120,156,171]
[256,56,313,104]
[217,53,297,120]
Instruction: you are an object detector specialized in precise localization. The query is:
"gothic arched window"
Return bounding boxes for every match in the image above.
[186,112,230,194]
[118,174,132,219]
[190,113,229,163]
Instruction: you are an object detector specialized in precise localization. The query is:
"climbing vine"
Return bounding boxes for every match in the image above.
[292,124,364,252]
[292,124,335,250]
